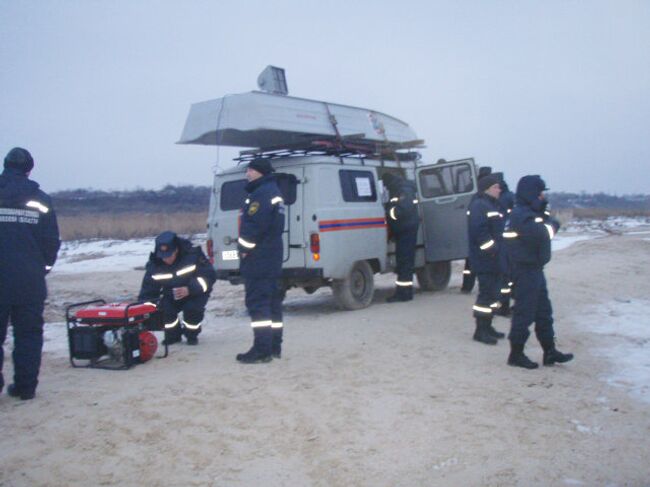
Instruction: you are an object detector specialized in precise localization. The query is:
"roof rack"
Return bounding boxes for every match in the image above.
[234,137,424,165]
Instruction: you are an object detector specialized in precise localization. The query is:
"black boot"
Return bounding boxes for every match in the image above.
[163,328,182,346]
[541,341,574,366]
[236,327,273,364]
[272,328,283,359]
[7,383,36,400]
[486,320,505,339]
[473,318,498,345]
[507,342,538,369]
[495,302,511,317]
[386,286,413,303]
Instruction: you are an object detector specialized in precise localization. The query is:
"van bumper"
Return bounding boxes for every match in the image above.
[217,268,324,285]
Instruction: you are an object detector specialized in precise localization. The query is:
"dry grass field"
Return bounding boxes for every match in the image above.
[57,211,208,240]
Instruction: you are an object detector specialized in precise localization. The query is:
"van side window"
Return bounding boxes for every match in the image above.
[339,170,377,202]
[220,179,248,211]
[220,173,297,211]
[419,163,474,197]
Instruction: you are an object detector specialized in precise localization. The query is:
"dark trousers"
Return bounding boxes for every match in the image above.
[159,293,209,340]
[394,228,418,283]
[0,303,45,393]
[473,273,500,318]
[508,267,555,345]
[245,278,283,323]
[461,259,476,292]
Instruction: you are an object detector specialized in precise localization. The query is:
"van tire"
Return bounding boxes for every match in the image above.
[416,261,451,291]
[332,261,375,310]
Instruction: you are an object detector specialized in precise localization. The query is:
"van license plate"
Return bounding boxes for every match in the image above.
[221,250,239,261]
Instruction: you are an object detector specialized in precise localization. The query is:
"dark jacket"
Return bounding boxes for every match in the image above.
[504,176,560,268]
[498,181,515,216]
[468,192,504,274]
[238,175,285,278]
[0,168,60,304]
[138,238,216,302]
[385,178,419,234]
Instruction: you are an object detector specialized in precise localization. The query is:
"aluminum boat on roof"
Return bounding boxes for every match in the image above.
[177,90,421,151]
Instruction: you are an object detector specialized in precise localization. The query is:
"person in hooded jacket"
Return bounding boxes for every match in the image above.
[382,173,420,302]
[138,231,216,345]
[0,147,60,400]
[467,174,507,345]
[236,158,285,363]
[493,172,515,316]
[503,175,573,369]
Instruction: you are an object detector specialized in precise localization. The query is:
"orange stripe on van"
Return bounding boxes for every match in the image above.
[319,217,386,232]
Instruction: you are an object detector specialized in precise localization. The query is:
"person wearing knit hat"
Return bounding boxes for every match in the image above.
[1,147,60,400]
[461,168,494,293]
[247,158,274,177]
[236,156,285,363]
[466,171,506,345]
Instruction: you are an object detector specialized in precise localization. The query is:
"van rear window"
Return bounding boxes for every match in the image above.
[220,179,248,211]
[419,163,474,198]
[339,170,377,202]
[220,174,298,211]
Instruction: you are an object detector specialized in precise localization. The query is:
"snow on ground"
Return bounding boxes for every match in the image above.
[578,299,650,404]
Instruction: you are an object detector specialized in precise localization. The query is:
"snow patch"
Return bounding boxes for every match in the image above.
[579,299,650,404]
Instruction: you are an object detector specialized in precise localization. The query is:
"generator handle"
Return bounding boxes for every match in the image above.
[65,299,107,323]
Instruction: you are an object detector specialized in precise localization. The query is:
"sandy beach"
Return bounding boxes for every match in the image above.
[1,227,650,486]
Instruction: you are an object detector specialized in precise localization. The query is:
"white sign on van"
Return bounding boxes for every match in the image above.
[355,177,372,197]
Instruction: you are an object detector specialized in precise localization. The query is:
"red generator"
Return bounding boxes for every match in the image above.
[66,300,168,370]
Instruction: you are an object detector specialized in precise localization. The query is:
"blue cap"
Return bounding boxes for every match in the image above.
[155,231,178,258]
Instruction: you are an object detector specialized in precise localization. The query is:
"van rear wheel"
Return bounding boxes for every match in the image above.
[416,261,451,291]
[332,260,374,310]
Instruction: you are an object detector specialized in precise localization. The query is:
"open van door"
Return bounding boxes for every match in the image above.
[416,158,477,262]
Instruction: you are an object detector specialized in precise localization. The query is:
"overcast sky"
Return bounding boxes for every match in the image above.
[1,0,648,194]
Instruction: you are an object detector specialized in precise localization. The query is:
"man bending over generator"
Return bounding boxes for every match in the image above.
[138,231,216,345]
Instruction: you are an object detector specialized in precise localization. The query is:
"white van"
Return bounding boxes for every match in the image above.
[178,76,478,309]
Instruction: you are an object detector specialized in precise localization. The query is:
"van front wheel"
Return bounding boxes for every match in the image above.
[332,261,375,310]
[416,261,451,291]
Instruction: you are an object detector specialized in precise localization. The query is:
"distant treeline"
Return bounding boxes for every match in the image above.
[52,185,211,215]
[51,186,650,216]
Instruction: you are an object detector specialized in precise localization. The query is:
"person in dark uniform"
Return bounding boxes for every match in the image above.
[138,231,216,345]
[236,158,285,363]
[467,174,506,345]
[0,147,60,400]
[493,172,515,316]
[461,165,493,293]
[504,175,573,369]
[382,173,420,303]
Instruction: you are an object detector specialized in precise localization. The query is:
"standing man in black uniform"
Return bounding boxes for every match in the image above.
[0,147,60,400]
[467,174,506,345]
[382,173,420,302]
[138,231,216,345]
[461,166,493,293]
[504,175,573,369]
[236,158,285,363]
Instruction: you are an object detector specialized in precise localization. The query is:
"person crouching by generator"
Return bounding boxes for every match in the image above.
[138,231,216,345]
[467,174,507,345]
[382,173,420,303]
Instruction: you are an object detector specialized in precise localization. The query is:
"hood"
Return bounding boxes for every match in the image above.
[0,168,40,206]
[515,175,547,207]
